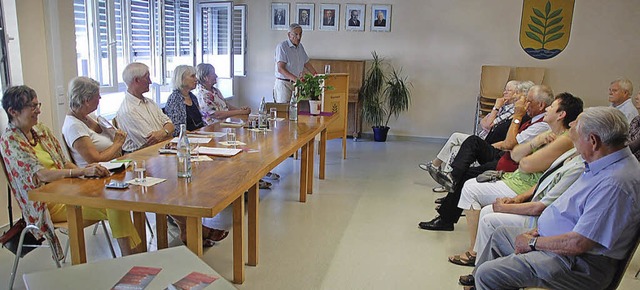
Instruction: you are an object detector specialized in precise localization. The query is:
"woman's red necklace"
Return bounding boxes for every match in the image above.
[20,127,39,147]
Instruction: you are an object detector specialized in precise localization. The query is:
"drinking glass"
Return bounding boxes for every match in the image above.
[227,128,237,145]
[324,64,331,75]
[133,160,146,183]
[270,108,278,120]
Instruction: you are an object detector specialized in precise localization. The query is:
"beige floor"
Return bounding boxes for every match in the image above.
[2,139,640,289]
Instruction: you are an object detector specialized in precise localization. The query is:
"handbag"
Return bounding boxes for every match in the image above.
[476,170,504,183]
[0,218,44,257]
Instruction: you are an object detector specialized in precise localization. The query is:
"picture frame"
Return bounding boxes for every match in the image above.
[319,4,339,31]
[370,4,391,32]
[271,2,289,30]
[296,3,314,31]
[345,4,365,31]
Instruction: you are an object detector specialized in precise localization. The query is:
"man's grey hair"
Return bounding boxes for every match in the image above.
[577,107,629,147]
[122,62,149,86]
[611,78,633,96]
[68,76,100,111]
[196,63,215,85]
[289,23,302,32]
[529,84,554,107]
[171,65,196,91]
[516,81,535,94]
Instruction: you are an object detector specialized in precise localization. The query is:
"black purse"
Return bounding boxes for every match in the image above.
[476,170,505,183]
[0,218,44,257]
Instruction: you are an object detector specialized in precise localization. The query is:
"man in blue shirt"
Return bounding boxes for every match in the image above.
[467,107,640,290]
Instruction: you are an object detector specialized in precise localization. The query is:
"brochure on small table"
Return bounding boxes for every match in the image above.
[165,272,218,290]
[112,266,162,290]
[99,159,131,172]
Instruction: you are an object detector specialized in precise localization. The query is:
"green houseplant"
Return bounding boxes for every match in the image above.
[294,73,333,115]
[359,52,412,141]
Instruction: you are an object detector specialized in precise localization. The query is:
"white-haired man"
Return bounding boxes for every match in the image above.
[117,62,174,152]
[609,78,638,123]
[274,23,317,103]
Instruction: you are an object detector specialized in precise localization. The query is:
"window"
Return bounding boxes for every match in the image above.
[0,1,10,92]
[73,0,246,117]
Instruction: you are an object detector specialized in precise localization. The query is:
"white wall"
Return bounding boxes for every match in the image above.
[235,0,640,138]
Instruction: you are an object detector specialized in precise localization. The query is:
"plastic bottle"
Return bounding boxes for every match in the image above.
[259,96,267,128]
[289,91,298,121]
[176,124,192,178]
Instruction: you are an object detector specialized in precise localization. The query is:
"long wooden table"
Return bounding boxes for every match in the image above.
[28,115,335,284]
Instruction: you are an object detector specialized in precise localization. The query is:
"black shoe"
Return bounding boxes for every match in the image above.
[435,197,444,204]
[459,274,475,286]
[418,216,454,231]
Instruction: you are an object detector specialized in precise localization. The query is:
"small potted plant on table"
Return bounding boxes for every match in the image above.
[294,73,331,115]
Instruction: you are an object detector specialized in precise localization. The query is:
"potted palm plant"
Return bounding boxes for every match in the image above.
[360,52,412,141]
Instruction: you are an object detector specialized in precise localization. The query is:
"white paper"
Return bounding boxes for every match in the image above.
[170,137,212,144]
[98,161,130,171]
[187,132,226,138]
[197,147,242,157]
[126,176,166,187]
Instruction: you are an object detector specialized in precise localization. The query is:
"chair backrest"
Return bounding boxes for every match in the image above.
[479,65,511,99]
[60,134,76,164]
[604,226,640,290]
[265,102,289,118]
[514,67,545,85]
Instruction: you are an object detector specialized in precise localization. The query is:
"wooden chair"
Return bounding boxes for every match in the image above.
[514,67,545,85]
[1,153,115,289]
[265,102,289,119]
[474,65,511,133]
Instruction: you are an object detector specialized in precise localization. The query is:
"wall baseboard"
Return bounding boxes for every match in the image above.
[358,133,447,143]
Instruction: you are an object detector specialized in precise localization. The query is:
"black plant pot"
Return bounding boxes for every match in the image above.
[372,126,390,142]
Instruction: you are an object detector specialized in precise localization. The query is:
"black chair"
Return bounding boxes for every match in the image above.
[604,226,640,290]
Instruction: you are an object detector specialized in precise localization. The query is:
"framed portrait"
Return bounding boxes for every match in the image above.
[271,3,289,30]
[370,4,391,32]
[296,3,314,31]
[319,4,339,31]
[345,4,365,31]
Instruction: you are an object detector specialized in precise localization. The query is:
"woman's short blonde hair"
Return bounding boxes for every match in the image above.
[171,65,196,90]
[68,76,100,111]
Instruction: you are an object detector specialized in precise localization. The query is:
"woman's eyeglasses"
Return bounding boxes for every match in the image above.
[25,102,42,111]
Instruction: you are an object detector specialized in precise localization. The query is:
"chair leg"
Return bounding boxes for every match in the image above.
[92,222,99,235]
[146,214,154,238]
[635,267,639,278]
[9,225,60,290]
[100,221,117,258]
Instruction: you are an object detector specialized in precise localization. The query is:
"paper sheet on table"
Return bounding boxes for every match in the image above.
[170,137,212,144]
[218,141,247,146]
[197,146,242,157]
[187,132,226,138]
[247,128,272,132]
[98,160,130,171]
[126,177,166,187]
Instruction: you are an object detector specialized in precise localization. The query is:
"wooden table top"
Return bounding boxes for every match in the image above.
[28,115,335,217]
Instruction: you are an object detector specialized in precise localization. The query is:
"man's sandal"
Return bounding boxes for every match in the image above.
[448,251,476,267]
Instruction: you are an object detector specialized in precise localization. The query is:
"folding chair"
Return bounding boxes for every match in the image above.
[514,67,546,85]
[474,65,511,133]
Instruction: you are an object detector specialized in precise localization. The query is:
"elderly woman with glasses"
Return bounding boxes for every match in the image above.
[1,85,142,258]
[164,65,206,136]
[62,76,127,167]
[195,63,251,124]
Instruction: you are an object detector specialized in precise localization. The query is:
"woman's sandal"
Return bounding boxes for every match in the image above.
[264,172,280,181]
[259,179,272,189]
[459,274,475,286]
[448,251,476,267]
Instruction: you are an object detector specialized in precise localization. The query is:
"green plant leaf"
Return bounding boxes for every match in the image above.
[533,8,545,19]
[546,24,564,35]
[530,16,544,27]
[549,8,562,19]
[526,31,543,43]
[545,1,551,16]
[528,24,543,34]
[547,16,563,27]
[545,32,564,43]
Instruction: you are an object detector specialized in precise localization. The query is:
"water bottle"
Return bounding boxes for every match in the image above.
[289,91,298,121]
[259,96,267,128]
[176,124,191,178]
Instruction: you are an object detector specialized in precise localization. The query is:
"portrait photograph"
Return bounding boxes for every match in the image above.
[271,3,290,30]
[296,3,315,31]
[345,4,365,31]
[370,4,391,32]
[319,4,339,31]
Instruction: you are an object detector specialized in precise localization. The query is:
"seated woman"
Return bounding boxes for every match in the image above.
[164,65,206,136]
[62,76,126,167]
[195,63,279,185]
[448,92,583,267]
[194,63,251,124]
[1,85,142,257]
[419,81,534,192]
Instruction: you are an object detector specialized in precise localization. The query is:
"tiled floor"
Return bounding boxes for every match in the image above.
[1,138,639,289]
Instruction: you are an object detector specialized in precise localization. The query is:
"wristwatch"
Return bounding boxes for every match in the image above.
[528,237,538,251]
[163,128,170,136]
[513,119,521,124]
[492,106,498,111]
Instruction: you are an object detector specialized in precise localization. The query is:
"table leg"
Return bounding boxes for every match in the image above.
[232,194,246,284]
[299,143,309,202]
[320,129,327,180]
[156,214,168,249]
[308,139,315,194]
[66,205,86,265]
[185,217,203,257]
[248,182,259,266]
[132,212,147,252]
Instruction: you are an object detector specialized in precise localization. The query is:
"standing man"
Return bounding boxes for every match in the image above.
[348,10,361,26]
[609,78,638,123]
[274,23,317,103]
[470,107,640,290]
[117,62,174,152]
